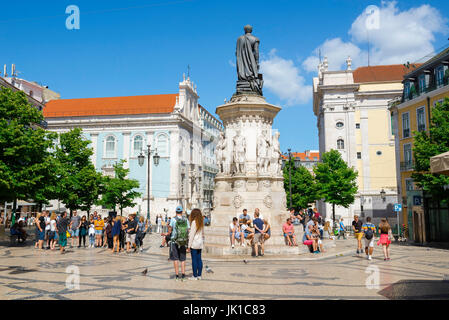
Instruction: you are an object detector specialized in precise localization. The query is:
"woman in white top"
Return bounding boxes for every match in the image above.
[187,208,204,280]
[49,213,57,250]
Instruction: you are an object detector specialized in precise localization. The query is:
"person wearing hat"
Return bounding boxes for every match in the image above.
[168,206,190,281]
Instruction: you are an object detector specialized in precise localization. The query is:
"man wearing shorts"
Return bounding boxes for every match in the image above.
[56,211,69,254]
[124,214,137,253]
[252,210,264,257]
[229,217,244,248]
[362,216,376,260]
[352,215,363,254]
[70,210,81,247]
[169,206,190,281]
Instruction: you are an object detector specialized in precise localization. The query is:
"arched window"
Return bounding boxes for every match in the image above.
[133,135,143,156]
[105,136,116,158]
[337,139,344,150]
[156,134,168,157]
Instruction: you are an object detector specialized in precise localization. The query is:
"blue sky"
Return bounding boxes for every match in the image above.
[1,0,448,152]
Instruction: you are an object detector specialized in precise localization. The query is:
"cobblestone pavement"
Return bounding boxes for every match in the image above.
[0,233,448,300]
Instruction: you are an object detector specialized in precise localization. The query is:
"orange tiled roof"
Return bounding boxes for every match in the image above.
[44,94,178,118]
[282,152,320,161]
[353,64,421,83]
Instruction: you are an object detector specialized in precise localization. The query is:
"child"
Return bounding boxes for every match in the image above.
[88,221,95,248]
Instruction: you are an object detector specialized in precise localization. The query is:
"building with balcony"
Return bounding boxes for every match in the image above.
[389,46,449,242]
[199,106,224,215]
[313,57,412,226]
[44,75,221,221]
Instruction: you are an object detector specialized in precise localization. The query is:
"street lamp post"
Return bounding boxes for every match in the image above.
[138,144,160,223]
[288,148,292,209]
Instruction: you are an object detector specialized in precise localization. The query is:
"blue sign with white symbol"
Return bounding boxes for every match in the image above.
[413,196,422,206]
[394,204,402,212]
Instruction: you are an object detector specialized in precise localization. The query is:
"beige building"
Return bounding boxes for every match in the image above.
[313,58,411,226]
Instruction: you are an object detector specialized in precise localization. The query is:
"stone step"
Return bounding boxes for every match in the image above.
[204,240,336,256]
[205,234,292,246]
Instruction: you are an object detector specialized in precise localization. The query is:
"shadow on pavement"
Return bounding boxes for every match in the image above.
[378,280,449,300]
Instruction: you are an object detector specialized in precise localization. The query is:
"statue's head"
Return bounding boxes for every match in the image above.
[244,25,253,34]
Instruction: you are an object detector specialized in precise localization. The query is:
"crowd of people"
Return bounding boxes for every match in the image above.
[228,208,271,257]
[5,204,394,268]
[29,210,151,254]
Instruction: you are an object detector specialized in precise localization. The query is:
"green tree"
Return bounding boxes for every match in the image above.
[412,98,449,198]
[54,128,103,216]
[99,160,141,216]
[283,158,318,209]
[314,149,358,223]
[0,87,57,223]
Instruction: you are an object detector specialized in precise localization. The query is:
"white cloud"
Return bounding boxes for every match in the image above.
[260,49,312,106]
[302,38,364,72]
[303,1,448,72]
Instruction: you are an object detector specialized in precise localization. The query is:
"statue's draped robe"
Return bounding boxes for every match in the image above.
[236,34,263,95]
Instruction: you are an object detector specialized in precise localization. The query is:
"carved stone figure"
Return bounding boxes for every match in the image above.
[257,130,270,174]
[233,130,246,174]
[215,132,230,175]
[235,25,263,96]
[270,131,282,175]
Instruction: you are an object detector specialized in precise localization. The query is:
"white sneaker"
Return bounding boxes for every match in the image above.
[189,276,198,281]
[242,243,246,247]
[197,276,202,280]
[231,244,235,249]
[368,255,372,260]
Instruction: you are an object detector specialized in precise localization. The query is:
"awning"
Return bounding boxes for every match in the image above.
[430,151,449,176]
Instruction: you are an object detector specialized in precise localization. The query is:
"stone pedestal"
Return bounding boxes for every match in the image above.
[205,94,290,255]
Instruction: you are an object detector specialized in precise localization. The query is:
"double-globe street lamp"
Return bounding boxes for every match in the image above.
[138,144,160,223]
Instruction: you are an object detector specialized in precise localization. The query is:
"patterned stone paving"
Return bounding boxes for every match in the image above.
[0,234,448,300]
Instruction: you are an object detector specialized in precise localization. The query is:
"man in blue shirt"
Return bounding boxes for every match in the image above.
[252,209,265,257]
[338,218,346,240]
[168,206,190,281]
[239,209,251,225]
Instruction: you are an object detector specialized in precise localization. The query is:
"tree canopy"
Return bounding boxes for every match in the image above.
[0,87,57,204]
[283,158,318,209]
[99,160,141,216]
[412,97,449,198]
[314,149,358,221]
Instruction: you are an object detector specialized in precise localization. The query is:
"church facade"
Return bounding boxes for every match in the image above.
[44,76,223,220]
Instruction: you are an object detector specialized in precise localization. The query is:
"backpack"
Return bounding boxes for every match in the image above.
[174,217,189,247]
[365,225,374,240]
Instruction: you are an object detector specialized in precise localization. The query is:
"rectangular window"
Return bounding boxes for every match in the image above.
[402,112,410,138]
[404,144,412,164]
[357,152,362,159]
[405,179,414,191]
[417,107,426,132]
[418,74,427,93]
[436,66,444,87]
[404,82,410,100]
[356,123,360,129]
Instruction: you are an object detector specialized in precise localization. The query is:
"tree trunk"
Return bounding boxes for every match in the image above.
[332,203,336,226]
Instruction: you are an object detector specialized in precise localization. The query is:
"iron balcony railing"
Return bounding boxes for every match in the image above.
[400,161,415,171]
[402,76,449,103]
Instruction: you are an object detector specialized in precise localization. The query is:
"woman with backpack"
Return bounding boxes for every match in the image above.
[377,218,392,261]
[187,208,204,280]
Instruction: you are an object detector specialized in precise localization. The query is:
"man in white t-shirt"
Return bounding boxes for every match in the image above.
[229,217,244,248]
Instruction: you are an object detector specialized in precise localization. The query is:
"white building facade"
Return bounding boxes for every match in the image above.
[313,58,403,225]
[44,76,222,221]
